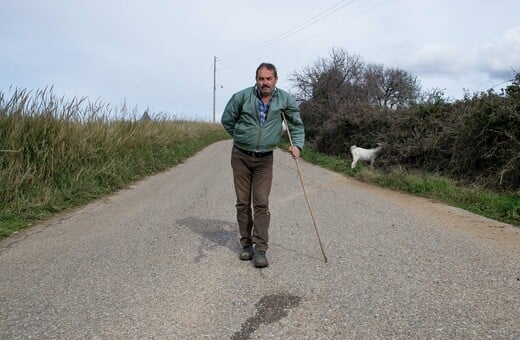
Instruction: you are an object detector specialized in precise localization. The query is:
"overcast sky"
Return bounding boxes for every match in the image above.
[1,0,519,121]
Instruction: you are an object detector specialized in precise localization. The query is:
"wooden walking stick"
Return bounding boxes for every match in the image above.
[281,111,328,263]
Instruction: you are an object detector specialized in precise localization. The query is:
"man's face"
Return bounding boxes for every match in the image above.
[256,67,278,97]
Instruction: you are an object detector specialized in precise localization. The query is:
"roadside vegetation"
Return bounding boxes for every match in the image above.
[1,49,518,238]
[290,48,519,226]
[297,147,519,226]
[0,87,228,238]
[292,48,519,191]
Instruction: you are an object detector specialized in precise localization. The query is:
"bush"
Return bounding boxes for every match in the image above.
[297,67,520,191]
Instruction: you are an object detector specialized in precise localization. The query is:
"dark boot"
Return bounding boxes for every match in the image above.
[253,250,268,268]
[239,245,254,261]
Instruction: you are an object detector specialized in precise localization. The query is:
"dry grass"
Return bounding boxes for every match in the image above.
[0,87,228,238]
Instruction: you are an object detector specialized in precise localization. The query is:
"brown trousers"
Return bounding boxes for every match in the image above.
[230,146,273,251]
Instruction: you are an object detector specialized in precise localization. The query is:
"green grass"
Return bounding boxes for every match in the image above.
[0,87,229,239]
[0,213,27,239]
[298,146,520,226]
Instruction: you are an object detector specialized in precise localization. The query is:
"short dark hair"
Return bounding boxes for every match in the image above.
[256,63,278,78]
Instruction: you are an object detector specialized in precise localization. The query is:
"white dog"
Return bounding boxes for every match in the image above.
[350,143,382,169]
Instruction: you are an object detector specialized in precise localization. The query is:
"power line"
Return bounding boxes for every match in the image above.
[219,0,356,61]
[489,78,514,89]
[256,0,391,60]
[213,0,391,120]
[306,0,391,46]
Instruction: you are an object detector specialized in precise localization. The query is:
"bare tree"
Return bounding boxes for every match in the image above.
[291,48,365,102]
[363,64,421,109]
[290,49,367,146]
[291,48,420,109]
[289,48,421,154]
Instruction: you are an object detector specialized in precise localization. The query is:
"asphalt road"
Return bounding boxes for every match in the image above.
[1,139,519,339]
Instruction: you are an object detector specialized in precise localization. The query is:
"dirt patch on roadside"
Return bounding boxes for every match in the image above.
[339,176,520,252]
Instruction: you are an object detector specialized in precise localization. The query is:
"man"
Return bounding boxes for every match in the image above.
[221,62,305,268]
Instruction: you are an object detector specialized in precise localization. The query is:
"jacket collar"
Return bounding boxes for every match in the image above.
[254,85,277,99]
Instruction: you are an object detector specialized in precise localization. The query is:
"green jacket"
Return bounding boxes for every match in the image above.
[221,86,305,152]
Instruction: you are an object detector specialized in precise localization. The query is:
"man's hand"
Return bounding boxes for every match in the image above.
[289,146,300,159]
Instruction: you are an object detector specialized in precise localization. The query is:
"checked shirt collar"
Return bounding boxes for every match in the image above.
[255,86,276,126]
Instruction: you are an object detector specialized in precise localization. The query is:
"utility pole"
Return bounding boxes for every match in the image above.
[213,56,217,123]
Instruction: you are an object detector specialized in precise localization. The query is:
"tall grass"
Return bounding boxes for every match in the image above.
[0,87,228,238]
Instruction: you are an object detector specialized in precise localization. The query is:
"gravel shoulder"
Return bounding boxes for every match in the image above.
[1,139,519,339]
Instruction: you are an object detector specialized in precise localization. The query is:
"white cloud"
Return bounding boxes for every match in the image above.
[2,1,520,118]
[403,44,471,77]
[478,26,520,79]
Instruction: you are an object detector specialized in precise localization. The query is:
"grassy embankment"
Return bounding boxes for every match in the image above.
[0,88,228,239]
[298,146,519,227]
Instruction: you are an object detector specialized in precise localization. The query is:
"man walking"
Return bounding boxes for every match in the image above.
[221,62,305,268]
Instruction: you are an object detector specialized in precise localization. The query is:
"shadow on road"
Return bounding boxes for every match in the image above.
[177,216,239,263]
